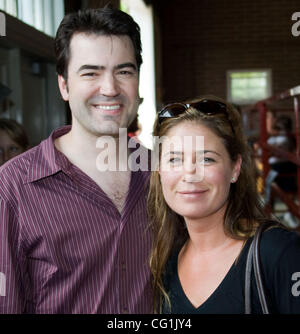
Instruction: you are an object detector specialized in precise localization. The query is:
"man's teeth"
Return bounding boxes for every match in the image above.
[95,105,121,110]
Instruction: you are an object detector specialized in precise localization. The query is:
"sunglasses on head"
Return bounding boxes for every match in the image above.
[158,99,235,134]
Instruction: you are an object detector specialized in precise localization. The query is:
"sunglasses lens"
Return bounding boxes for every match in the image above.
[159,103,186,122]
[158,100,233,132]
[192,100,235,133]
[192,100,227,115]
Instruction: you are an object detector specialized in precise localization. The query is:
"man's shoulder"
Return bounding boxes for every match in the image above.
[0,144,42,193]
[0,126,70,188]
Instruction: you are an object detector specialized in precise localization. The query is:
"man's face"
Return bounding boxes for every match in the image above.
[58,33,140,137]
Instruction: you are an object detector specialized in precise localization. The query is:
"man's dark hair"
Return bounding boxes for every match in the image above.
[54,6,143,80]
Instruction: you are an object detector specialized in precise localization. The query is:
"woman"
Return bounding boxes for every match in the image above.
[0,118,29,166]
[148,96,300,314]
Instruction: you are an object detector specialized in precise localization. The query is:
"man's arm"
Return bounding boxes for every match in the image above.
[0,197,26,313]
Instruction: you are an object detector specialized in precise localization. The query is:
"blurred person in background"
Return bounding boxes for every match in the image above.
[0,118,29,166]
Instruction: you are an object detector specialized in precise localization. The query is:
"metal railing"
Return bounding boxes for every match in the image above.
[242,85,300,231]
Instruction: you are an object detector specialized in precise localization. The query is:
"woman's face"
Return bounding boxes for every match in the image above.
[0,130,25,166]
[159,122,241,222]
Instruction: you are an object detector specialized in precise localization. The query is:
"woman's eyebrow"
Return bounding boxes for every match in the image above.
[202,150,221,156]
[163,150,221,157]
[163,151,182,157]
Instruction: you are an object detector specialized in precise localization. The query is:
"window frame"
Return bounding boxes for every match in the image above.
[0,10,55,61]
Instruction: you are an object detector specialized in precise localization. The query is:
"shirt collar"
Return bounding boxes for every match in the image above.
[25,126,72,184]
[25,126,152,184]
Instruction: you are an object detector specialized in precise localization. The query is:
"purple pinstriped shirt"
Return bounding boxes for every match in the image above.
[0,126,153,314]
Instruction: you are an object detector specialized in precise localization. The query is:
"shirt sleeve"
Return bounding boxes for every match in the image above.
[0,197,26,314]
[268,229,300,314]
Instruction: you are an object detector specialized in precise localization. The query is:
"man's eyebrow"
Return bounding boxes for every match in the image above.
[77,65,103,73]
[77,62,137,73]
[115,62,137,71]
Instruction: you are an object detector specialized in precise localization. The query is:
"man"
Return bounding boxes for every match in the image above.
[0,7,152,314]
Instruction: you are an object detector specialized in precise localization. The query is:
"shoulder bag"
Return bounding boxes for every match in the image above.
[245,221,275,314]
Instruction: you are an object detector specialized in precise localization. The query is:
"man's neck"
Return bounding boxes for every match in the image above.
[54,126,132,213]
[54,125,130,173]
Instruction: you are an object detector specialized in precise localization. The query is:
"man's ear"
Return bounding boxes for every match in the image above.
[58,75,69,101]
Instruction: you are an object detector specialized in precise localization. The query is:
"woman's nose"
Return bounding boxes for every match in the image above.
[182,161,204,183]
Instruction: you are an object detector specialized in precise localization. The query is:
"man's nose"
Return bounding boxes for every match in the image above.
[99,73,120,97]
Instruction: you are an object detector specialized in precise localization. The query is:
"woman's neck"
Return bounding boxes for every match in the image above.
[183,206,231,254]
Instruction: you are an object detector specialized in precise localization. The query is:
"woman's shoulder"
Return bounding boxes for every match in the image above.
[261,224,300,243]
[258,224,300,313]
[260,224,300,262]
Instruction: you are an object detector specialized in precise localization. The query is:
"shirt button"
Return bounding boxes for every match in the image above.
[121,262,126,271]
[123,308,129,314]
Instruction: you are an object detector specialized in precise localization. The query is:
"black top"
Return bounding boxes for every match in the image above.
[162,227,300,314]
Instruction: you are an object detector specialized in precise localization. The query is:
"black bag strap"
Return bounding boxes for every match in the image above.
[245,222,274,314]
[245,237,254,313]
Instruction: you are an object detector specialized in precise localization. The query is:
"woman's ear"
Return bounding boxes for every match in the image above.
[231,154,242,182]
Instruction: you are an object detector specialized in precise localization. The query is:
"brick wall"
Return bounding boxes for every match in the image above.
[153,0,300,105]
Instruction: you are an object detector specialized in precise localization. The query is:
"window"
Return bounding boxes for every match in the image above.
[121,0,156,149]
[0,0,64,37]
[227,70,272,105]
[0,0,17,16]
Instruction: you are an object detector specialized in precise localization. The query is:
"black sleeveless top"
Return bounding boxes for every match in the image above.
[162,227,300,314]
